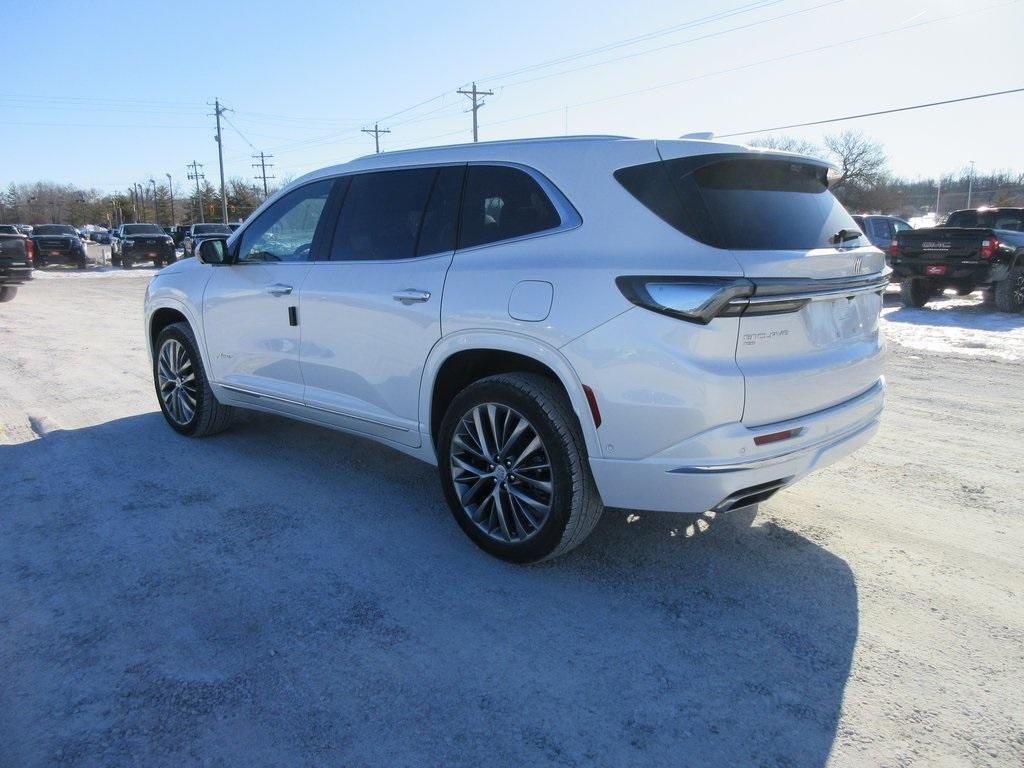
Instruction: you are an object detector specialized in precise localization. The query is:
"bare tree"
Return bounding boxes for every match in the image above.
[749,134,822,158]
[822,131,887,192]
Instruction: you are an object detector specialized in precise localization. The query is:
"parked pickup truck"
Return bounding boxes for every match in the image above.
[30,224,88,269]
[892,207,1024,312]
[0,229,33,302]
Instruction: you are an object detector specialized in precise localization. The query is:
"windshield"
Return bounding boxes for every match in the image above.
[0,225,20,235]
[122,224,164,235]
[944,209,1024,231]
[616,155,860,250]
[195,224,232,235]
[34,225,77,236]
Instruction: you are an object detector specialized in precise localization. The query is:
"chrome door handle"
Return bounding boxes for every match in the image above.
[266,283,293,296]
[392,289,431,305]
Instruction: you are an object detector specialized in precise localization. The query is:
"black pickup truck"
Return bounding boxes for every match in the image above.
[30,224,88,269]
[892,207,1024,312]
[0,229,33,302]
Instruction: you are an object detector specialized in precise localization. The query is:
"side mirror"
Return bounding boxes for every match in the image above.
[196,238,229,265]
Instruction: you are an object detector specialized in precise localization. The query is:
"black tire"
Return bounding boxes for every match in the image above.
[994,267,1024,313]
[153,322,235,437]
[900,278,930,308]
[35,257,45,269]
[154,258,164,268]
[437,372,603,563]
[166,254,177,265]
[121,258,131,270]
[76,258,87,270]
[0,286,16,303]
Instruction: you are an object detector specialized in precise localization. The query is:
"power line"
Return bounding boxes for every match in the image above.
[457,83,494,143]
[496,0,842,90]
[715,86,1024,138]
[252,152,275,197]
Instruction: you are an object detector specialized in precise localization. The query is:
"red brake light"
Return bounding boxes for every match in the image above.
[24,238,34,264]
[979,239,999,260]
[887,238,899,257]
[754,428,802,446]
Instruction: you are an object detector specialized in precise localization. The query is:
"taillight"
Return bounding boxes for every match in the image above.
[979,238,999,260]
[887,238,899,258]
[24,239,34,265]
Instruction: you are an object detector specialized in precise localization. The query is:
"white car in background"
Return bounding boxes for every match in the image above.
[144,136,886,562]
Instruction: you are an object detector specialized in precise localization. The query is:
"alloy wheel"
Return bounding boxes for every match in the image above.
[1014,274,1024,306]
[449,403,553,544]
[157,338,198,426]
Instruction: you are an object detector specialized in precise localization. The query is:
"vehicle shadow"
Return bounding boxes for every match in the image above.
[1,412,857,768]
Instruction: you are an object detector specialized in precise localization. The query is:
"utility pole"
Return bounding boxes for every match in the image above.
[252,151,275,197]
[935,176,942,218]
[134,183,144,221]
[457,82,493,143]
[966,160,976,209]
[209,98,230,223]
[149,178,159,225]
[361,123,391,154]
[187,161,205,223]
[166,173,175,225]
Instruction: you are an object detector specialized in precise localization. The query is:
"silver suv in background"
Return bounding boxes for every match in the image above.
[145,136,886,562]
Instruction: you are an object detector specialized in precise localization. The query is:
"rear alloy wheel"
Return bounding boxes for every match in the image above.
[438,373,603,563]
[154,322,235,436]
[994,267,1024,313]
[900,278,930,308]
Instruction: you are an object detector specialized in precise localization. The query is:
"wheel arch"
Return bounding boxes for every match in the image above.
[421,331,601,464]
[146,298,206,366]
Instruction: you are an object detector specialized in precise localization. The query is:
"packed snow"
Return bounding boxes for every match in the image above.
[881,289,1024,361]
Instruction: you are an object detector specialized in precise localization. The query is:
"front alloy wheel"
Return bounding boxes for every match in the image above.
[157,338,198,427]
[153,322,235,436]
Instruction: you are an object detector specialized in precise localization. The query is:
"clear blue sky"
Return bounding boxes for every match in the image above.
[3,0,1022,193]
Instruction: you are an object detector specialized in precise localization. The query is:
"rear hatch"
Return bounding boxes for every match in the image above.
[624,144,887,426]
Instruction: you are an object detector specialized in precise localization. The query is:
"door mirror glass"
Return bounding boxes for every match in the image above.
[196,238,228,265]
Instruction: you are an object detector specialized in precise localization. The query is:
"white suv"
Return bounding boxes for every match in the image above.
[145,136,886,562]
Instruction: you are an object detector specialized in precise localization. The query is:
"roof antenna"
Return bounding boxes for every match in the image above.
[680,131,715,140]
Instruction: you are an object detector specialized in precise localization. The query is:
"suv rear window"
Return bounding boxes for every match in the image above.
[122,224,164,235]
[615,154,859,251]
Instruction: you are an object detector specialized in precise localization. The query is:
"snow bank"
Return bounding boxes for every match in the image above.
[882,291,1024,361]
[30,266,157,279]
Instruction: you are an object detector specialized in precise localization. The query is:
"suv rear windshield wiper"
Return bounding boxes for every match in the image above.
[830,228,862,245]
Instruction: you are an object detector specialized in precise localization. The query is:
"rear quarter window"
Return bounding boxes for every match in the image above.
[458,165,561,249]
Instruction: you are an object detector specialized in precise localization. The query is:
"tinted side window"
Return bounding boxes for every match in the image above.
[238,179,333,263]
[330,168,437,261]
[458,165,561,249]
[417,166,465,257]
[868,218,891,240]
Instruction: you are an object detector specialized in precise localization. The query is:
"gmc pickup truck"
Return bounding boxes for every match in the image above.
[892,207,1024,312]
[0,229,33,302]
[30,224,88,269]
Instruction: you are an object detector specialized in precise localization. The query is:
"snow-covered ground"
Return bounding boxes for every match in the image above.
[882,289,1024,361]
[1,276,1022,767]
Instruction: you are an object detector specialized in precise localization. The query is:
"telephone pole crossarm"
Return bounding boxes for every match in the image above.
[252,152,276,198]
[361,123,391,154]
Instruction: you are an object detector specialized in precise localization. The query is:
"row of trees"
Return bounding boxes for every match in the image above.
[751,131,1023,217]
[0,177,289,228]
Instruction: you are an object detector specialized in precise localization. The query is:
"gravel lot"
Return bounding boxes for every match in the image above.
[1,270,1021,767]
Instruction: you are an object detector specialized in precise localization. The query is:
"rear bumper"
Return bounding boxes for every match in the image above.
[892,261,994,284]
[588,378,884,514]
[123,245,175,260]
[1,266,33,285]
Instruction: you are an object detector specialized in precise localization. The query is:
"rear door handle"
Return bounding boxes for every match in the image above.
[266,283,293,297]
[392,289,431,305]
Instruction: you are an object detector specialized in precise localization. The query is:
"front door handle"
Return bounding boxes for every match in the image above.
[266,283,293,297]
[392,289,431,305]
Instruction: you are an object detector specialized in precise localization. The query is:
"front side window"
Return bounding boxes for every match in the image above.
[329,168,438,261]
[892,219,913,233]
[458,165,561,249]
[237,179,333,263]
